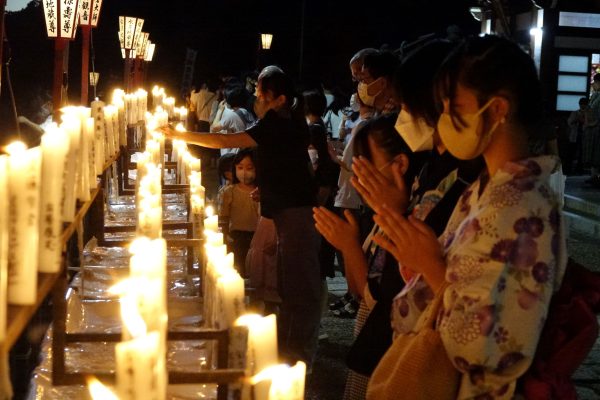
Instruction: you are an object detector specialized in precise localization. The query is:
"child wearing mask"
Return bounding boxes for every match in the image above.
[218,149,259,274]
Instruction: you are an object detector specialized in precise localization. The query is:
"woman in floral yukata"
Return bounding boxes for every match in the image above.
[369,35,567,399]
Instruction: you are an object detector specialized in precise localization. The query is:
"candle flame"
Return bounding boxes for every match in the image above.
[235,313,263,327]
[250,364,288,385]
[86,376,119,400]
[250,362,307,395]
[4,141,27,155]
[175,123,186,132]
[205,205,215,218]
[121,290,147,338]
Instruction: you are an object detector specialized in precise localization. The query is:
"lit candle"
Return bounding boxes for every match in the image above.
[204,205,219,232]
[137,205,162,239]
[146,139,161,165]
[114,99,127,148]
[236,314,278,374]
[6,142,41,305]
[150,131,165,167]
[77,108,92,202]
[0,156,8,340]
[39,125,69,273]
[251,362,307,400]
[115,296,167,400]
[85,117,97,190]
[136,89,148,122]
[60,114,81,222]
[269,362,306,400]
[216,270,245,328]
[87,376,119,400]
[189,171,205,244]
[104,105,117,157]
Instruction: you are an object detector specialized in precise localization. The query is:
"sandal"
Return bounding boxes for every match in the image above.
[332,302,357,318]
[329,292,353,311]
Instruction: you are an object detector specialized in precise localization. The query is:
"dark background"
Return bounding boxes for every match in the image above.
[1,0,480,136]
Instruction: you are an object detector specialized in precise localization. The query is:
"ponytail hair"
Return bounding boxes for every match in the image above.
[258,65,305,125]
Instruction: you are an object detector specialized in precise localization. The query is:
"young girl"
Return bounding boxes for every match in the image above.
[313,114,421,399]
[218,149,259,274]
[368,35,566,399]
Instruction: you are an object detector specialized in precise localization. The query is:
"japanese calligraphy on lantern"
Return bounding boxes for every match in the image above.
[43,0,58,37]
[60,0,79,38]
[91,0,102,26]
[80,0,90,25]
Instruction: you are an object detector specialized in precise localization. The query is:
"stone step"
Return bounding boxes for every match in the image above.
[565,194,600,220]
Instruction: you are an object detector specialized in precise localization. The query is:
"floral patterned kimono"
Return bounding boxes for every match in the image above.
[391,155,567,399]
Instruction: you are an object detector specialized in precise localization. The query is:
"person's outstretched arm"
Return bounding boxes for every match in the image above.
[161,126,257,149]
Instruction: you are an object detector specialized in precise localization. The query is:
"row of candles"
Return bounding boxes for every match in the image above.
[0,85,173,341]
[151,85,187,120]
[0,99,124,311]
[87,126,304,398]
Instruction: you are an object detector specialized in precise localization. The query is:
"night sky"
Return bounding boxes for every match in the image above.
[0,0,479,132]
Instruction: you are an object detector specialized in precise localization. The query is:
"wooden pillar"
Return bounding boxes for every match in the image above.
[80,26,91,105]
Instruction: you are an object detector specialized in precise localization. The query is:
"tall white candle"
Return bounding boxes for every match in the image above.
[116,331,165,400]
[6,143,41,305]
[91,99,106,174]
[236,314,278,375]
[116,287,167,400]
[77,108,92,202]
[251,362,307,400]
[236,314,279,400]
[216,270,245,328]
[87,376,119,400]
[85,117,97,190]
[39,125,69,273]
[115,99,127,148]
[60,115,81,222]
[268,362,306,400]
[104,106,116,158]
[0,156,9,340]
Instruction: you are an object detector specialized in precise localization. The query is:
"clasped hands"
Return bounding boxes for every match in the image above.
[349,156,446,290]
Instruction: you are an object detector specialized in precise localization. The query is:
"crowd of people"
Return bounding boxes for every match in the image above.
[162,34,590,399]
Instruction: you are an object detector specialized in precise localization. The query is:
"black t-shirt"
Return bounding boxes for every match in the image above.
[246,110,317,217]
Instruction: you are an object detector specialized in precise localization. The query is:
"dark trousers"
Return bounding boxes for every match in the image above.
[272,206,322,367]
[229,230,254,277]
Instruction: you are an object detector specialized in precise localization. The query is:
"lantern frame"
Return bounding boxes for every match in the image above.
[89,72,99,86]
[144,43,156,62]
[136,32,150,59]
[261,33,273,50]
[43,0,83,40]
[119,16,144,50]
[79,0,103,27]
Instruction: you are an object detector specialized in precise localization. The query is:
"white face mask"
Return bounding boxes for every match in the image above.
[394,109,435,152]
[308,148,319,168]
[236,170,256,185]
[357,78,383,107]
[437,98,499,160]
[350,94,360,112]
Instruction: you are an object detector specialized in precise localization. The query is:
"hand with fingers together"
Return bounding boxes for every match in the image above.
[313,207,360,253]
[351,156,409,215]
[313,206,367,296]
[372,205,447,292]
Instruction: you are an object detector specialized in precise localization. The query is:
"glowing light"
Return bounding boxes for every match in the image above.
[86,376,119,400]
